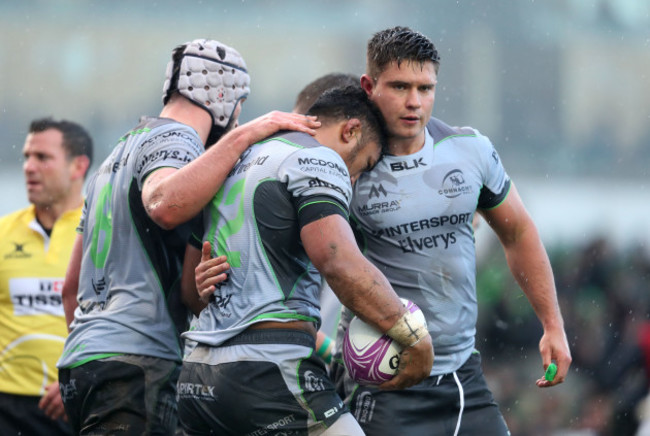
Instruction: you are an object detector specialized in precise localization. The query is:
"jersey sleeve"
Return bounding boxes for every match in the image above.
[279,146,353,228]
[133,126,203,190]
[474,130,511,210]
[76,199,88,234]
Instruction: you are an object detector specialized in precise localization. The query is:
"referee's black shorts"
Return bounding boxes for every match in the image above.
[0,391,71,436]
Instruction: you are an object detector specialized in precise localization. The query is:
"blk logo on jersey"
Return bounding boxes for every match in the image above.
[4,242,31,259]
[390,157,427,172]
[439,169,473,198]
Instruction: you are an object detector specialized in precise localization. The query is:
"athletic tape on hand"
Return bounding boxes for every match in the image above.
[386,310,428,348]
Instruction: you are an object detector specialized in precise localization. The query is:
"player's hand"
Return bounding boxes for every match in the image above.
[38,381,67,421]
[195,241,230,304]
[236,111,320,145]
[379,335,434,390]
[535,326,572,388]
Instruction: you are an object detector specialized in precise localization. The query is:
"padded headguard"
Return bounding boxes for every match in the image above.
[162,39,250,145]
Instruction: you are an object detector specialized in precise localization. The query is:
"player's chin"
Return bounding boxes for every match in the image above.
[27,194,47,207]
[392,126,423,141]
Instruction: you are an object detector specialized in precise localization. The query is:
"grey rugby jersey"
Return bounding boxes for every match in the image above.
[58,117,203,368]
[346,117,511,375]
[184,131,352,347]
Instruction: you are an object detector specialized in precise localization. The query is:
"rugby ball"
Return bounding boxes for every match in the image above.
[342,299,426,385]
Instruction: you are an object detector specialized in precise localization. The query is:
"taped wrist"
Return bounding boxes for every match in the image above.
[316,336,333,364]
[386,310,429,348]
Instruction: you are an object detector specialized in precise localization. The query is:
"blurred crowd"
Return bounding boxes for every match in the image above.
[477,237,650,435]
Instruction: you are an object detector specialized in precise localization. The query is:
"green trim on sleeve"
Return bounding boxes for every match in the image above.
[298,200,349,218]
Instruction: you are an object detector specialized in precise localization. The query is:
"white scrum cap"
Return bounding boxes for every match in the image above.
[162,39,250,142]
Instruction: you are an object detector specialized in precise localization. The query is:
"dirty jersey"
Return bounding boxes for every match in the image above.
[0,205,81,395]
[58,117,203,368]
[347,117,511,375]
[184,131,352,347]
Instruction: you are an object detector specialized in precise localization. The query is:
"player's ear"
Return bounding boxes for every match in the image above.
[341,118,362,144]
[360,74,375,96]
[71,155,91,180]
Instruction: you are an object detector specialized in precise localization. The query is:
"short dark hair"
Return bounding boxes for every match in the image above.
[29,117,94,170]
[162,43,188,105]
[307,85,389,155]
[367,26,440,80]
[293,73,360,114]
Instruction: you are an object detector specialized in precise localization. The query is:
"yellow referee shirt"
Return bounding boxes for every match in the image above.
[0,204,81,396]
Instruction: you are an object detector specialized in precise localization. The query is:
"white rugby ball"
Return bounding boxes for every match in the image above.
[342,299,426,385]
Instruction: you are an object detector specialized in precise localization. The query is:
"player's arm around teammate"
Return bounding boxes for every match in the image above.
[142,110,320,230]
[479,183,572,386]
[62,111,319,323]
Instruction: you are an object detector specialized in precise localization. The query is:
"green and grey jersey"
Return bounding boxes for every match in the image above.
[58,117,203,368]
[184,131,352,347]
[347,117,511,376]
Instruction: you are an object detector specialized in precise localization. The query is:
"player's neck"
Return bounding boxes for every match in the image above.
[160,96,211,146]
[34,193,83,230]
[388,132,425,156]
